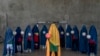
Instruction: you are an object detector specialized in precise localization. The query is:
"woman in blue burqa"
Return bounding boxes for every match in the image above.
[15,27,23,53]
[24,25,34,52]
[3,27,15,56]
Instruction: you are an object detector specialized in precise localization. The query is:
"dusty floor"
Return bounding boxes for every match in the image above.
[0,43,95,56]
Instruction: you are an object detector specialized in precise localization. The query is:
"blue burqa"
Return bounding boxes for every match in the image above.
[24,25,34,51]
[3,27,15,56]
[79,25,88,53]
[58,25,65,48]
[40,25,48,46]
[72,25,79,51]
[65,25,72,48]
[32,24,39,34]
[32,24,40,49]
[88,25,97,56]
[15,27,23,53]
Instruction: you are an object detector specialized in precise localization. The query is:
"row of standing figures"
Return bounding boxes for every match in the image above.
[3,24,97,56]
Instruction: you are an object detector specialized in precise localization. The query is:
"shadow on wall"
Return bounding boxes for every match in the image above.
[0,36,3,43]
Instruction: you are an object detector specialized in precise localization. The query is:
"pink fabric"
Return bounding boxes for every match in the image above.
[18,36,22,42]
[89,39,96,45]
[28,36,32,41]
[45,33,51,39]
[72,35,76,41]
[34,35,39,42]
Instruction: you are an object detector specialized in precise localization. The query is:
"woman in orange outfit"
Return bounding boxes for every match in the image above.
[46,23,61,56]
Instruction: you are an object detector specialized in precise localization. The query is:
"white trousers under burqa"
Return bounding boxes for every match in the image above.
[6,44,13,56]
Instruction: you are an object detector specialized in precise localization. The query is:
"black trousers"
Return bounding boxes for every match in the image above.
[27,41,31,49]
[89,44,95,53]
[34,42,40,49]
[15,42,23,53]
[72,39,78,51]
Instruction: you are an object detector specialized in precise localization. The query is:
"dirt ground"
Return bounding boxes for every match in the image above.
[0,43,96,56]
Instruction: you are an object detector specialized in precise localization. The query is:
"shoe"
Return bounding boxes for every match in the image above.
[42,46,46,49]
[10,55,12,56]
[90,53,95,56]
[6,54,9,56]
[29,49,32,53]
[25,50,28,53]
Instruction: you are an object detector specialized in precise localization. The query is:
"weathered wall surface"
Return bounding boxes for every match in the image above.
[0,0,100,55]
[0,0,99,28]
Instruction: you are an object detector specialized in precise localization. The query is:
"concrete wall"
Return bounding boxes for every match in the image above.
[0,0,99,27]
[0,0,100,54]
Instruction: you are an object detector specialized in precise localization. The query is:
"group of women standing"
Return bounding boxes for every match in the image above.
[3,23,97,56]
